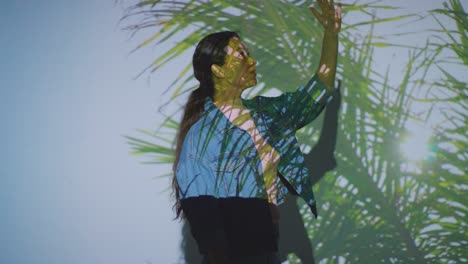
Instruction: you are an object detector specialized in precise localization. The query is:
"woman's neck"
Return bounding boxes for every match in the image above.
[212,80,246,109]
[213,93,244,109]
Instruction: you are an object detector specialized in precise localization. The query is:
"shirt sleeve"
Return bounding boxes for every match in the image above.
[176,156,216,198]
[254,73,336,131]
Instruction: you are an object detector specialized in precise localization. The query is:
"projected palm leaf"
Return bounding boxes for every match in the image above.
[123,0,467,262]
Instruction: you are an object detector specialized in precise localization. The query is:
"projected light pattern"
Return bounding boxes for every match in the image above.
[400,127,434,161]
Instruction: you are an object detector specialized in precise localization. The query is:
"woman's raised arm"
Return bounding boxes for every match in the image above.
[310,0,342,91]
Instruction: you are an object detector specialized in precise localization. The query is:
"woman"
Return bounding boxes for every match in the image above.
[174,1,341,263]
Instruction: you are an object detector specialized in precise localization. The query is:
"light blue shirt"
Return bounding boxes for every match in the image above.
[176,74,335,217]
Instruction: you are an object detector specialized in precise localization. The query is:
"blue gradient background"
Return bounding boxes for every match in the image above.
[0,0,463,263]
[1,1,180,263]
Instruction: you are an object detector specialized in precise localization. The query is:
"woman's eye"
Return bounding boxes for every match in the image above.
[236,50,247,59]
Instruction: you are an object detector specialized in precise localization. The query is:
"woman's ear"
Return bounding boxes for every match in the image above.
[211,64,225,79]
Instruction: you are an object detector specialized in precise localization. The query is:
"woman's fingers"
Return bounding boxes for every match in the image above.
[335,3,342,30]
[318,0,333,11]
[309,7,325,25]
[311,0,342,31]
[316,0,325,10]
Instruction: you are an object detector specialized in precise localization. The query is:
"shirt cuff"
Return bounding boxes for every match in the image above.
[301,74,337,106]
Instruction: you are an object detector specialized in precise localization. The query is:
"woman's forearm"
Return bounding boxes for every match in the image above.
[309,1,341,91]
[317,30,339,91]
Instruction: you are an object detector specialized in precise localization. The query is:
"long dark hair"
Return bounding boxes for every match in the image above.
[172,31,240,219]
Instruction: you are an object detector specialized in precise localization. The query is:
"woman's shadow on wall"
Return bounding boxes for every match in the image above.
[181,85,341,264]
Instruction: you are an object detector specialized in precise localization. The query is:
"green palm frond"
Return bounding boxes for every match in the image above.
[122,0,468,262]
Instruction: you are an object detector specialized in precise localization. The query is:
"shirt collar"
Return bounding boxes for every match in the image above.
[202,97,237,133]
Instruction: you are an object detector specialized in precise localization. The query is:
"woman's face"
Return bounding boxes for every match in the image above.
[220,37,257,90]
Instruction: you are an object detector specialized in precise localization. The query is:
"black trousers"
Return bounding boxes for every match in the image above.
[201,223,280,264]
[182,196,280,263]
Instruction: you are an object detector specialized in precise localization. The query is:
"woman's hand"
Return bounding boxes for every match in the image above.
[310,0,342,33]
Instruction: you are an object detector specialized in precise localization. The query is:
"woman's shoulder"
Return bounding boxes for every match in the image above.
[242,91,290,113]
[183,109,225,151]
